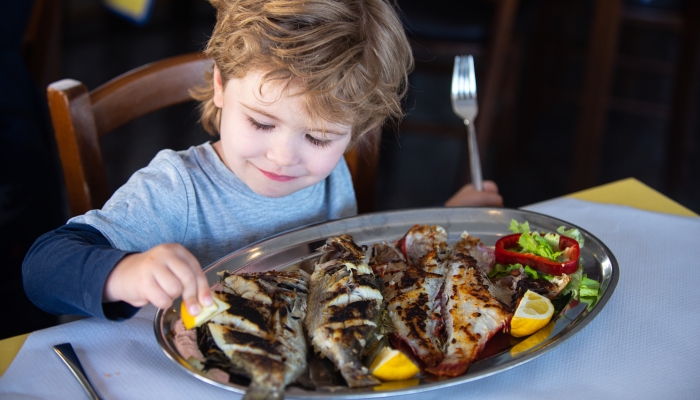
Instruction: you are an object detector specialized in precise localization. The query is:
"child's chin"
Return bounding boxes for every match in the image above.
[251,184,298,199]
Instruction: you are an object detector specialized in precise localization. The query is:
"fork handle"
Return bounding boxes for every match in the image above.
[465,120,484,191]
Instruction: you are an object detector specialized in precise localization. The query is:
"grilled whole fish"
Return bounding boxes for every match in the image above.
[426,233,513,377]
[304,235,383,388]
[205,271,308,400]
[370,242,445,368]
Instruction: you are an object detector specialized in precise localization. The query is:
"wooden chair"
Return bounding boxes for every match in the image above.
[47,52,381,217]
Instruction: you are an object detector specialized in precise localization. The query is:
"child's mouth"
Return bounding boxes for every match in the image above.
[260,169,297,182]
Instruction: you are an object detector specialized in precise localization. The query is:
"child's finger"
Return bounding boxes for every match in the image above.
[162,245,212,314]
[482,180,499,193]
[196,273,213,308]
[146,274,179,310]
[153,265,184,299]
[479,192,504,207]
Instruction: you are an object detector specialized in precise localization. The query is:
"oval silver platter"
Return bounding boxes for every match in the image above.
[154,207,618,398]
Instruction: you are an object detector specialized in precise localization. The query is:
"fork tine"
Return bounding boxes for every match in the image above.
[451,56,460,100]
[467,55,477,99]
[459,56,466,99]
[460,56,469,100]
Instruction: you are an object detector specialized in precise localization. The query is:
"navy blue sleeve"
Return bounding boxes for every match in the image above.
[22,223,140,320]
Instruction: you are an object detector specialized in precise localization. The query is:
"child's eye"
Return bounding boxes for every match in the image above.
[248,117,274,131]
[306,134,331,148]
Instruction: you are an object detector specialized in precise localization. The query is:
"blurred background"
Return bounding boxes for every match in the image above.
[2,0,697,338]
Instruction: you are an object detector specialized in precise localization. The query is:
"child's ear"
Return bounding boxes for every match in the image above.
[213,65,224,108]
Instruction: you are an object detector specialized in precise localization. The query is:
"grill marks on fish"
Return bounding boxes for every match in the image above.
[455,233,496,275]
[305,236,383,388]
[373,226,515,377]
[206,271,308,400]
[370,226,448,369]
[426,237,512,377]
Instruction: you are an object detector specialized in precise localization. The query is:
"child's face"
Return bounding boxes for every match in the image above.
[211,67,352,198]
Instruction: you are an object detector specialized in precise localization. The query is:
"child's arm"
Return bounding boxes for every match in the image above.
[445,180,504,207]
[103,243,213,317]
[22,223,139,319]
[23,223,212,319]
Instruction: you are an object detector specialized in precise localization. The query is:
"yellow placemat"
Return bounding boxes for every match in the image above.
[102,0,155,25]
[567,177,698,217]
[0,334,29,377]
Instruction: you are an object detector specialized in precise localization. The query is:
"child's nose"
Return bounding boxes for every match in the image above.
[266,136,300,166]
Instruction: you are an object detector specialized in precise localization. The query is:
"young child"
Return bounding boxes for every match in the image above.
[22,0,502,322]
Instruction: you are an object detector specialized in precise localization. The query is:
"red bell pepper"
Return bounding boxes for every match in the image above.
[494,233,580,276]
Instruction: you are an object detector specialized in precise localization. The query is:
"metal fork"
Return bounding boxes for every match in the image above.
[451,55,483,191]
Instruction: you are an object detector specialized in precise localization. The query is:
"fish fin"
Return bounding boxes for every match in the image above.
[340,364,381,388]
[481,271,515,310]
[380,307,396,335]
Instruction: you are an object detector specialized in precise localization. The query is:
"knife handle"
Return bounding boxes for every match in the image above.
[53,343,103,400]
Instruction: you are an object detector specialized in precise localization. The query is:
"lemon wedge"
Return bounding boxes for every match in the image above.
[180,297,230,330]
[373,378,420,391]
[509,290,554,337]
[369,347,420,381]
[509,321,555,357]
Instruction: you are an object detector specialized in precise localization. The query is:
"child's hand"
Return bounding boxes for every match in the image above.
[445,180,503,207]
[103,243,213,315]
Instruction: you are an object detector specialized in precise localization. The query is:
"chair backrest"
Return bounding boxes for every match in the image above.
[47,52,380,217]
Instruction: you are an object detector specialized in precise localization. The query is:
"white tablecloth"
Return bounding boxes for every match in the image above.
[1,198,699,399]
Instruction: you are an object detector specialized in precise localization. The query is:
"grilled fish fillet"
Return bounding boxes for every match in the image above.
[206,271,308,400]
[370,242,445,368]
[304,235,383,388]
[426,233,513,377]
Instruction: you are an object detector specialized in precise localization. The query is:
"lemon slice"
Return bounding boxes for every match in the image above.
[369,347,420,381]
[180,297,230,330]
[509,290,554,337]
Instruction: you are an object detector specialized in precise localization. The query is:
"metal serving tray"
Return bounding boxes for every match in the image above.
[155,207,618,398]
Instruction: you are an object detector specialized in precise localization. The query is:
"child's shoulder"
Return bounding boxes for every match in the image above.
[147,142,214,170]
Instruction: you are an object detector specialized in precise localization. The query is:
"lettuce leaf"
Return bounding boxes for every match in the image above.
[579,275,600,309]
[509,219,530,234]
[557,225,584,247]
[560,267,583,298]
[518,231,563,261]
[488,263,523,279]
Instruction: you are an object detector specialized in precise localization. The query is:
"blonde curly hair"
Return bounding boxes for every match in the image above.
[192,0,413,145]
